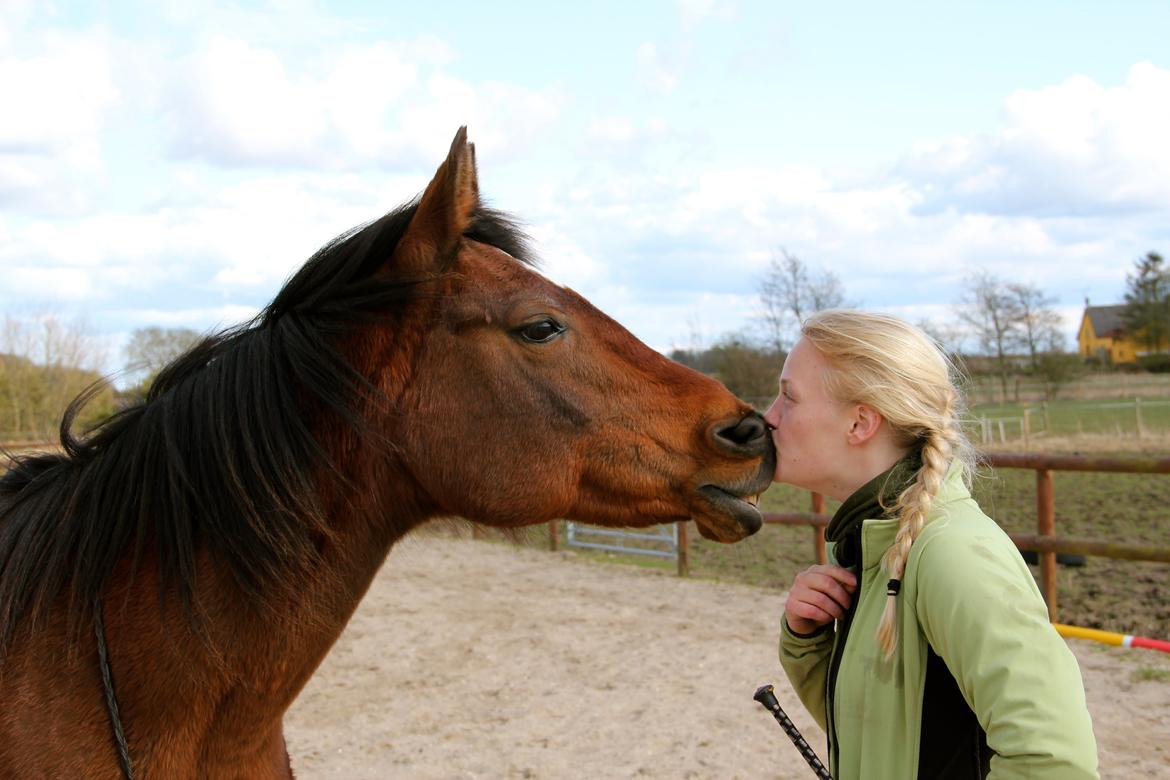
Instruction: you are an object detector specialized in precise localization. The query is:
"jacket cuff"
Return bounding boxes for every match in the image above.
[782,617,833,642]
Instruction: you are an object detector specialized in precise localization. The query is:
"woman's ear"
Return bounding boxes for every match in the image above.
[846,404,884,445]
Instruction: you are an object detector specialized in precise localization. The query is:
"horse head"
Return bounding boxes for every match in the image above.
[365,129,774,542]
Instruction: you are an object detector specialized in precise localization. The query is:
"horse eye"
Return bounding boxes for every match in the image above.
[517,318,565,344]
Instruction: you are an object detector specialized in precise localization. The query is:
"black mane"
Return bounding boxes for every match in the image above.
[0,202,533,653]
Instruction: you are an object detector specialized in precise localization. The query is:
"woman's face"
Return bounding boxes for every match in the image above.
[762,337,853,495]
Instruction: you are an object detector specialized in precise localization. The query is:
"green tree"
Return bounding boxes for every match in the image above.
[705,334,781,405]
[670,335,781,406]
[1121,251,1170,355]
[122,326,202,391]
[1034,352,1085,400]
[0,312,112,441]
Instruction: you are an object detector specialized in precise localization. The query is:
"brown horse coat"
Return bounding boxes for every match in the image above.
[0,129,773,778]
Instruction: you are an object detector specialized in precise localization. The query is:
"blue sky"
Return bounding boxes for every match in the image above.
[3,0,1170,377]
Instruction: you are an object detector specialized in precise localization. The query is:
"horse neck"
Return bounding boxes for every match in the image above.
[223,434,426,683]
[107,431,430,753]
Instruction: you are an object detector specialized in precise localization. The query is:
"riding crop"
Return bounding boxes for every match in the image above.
[753,684,833,780]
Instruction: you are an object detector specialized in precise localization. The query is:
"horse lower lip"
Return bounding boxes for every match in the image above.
[701,485,755,506]
[696,486,763,538]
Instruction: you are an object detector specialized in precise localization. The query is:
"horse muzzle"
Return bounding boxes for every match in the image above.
[693,484,765,542]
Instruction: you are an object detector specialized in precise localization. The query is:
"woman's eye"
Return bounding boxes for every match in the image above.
[518,318,565,343]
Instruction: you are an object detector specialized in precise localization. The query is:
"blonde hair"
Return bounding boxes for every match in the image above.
[800,309,976,659]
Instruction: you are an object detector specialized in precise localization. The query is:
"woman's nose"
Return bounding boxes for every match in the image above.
[763,397,781,428]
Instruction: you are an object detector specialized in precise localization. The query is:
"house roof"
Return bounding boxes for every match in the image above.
[1083,305,1128,338]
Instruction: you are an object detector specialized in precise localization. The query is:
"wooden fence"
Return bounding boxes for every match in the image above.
[751,452,1170,622]
[546,452,1170,620]
[547,452,1170,620]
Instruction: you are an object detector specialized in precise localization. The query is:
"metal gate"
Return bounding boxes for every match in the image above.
[564,522,679,560]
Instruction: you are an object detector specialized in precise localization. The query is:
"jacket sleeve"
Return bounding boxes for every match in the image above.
[778,618,835,731]
[913,523,1099,780]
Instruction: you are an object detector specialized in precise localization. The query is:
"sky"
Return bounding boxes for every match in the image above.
[3,0,1170,379]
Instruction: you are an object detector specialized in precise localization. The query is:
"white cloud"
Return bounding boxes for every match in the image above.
[678,0,739,23]
[636,43,679,94]
[167,37,565,170]
[0,27,119,214]
[525,222,607,290]
[0,32,117,153]
[581,284,758,354]
[0,1,32,49]
[902,62,1170,217]
[121,304,261,329]
[584,117,671,157]
[511,137,1145,360]
[5,266,98,301]
[0,154,98,215]
[171,36,335,166]
[189,174,388,288]
[0,171,432,316]
[0,4,1160,370]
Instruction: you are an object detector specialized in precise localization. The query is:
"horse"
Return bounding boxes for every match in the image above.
[0,128,774,778]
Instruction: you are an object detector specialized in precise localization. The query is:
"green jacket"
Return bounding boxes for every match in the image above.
[779,465,1098,779]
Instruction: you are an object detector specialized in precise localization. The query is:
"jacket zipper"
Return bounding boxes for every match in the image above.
[825,561,861,775]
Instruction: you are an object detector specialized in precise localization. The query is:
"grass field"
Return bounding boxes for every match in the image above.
[970,396,1170,441]
[509,444,1170,641]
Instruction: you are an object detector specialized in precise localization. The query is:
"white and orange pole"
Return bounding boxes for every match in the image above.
[1055,623,1170,654]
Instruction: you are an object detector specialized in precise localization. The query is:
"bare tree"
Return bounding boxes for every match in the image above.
[1007,282,1064,371]
[916,318,962,356]
[958,271,1023,402]
[758,249,847,351]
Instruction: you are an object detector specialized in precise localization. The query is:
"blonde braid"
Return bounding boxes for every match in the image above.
[874,429,952,657]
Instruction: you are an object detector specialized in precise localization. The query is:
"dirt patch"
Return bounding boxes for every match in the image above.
[285,535,1169,778]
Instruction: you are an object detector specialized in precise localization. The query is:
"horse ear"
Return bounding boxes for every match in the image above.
[394,126,480,274]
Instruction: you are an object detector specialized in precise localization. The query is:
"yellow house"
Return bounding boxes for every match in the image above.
[1078,304,1169,363]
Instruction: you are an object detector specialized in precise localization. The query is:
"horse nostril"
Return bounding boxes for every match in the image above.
[713,413,768,451]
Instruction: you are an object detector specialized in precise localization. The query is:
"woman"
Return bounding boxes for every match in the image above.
[765,310,1097,779]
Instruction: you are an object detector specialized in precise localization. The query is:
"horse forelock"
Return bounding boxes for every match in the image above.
[464,207,536,269]
[0,198,534,655]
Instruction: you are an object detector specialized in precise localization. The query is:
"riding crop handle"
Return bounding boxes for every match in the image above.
[753,684,833,780]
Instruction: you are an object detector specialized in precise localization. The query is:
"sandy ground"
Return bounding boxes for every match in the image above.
[285,535,1170,779]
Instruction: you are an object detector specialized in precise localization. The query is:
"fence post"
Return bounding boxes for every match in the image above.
[549,520,559,551]
[677,521,689,577]
[1023,408,1031,450]
[812,493,827,565]
[1036,468,1058,621]
[1135,397,1144,440]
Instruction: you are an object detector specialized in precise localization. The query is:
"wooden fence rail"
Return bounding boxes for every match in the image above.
[757,451,1170,622]
[544,451,1170,619]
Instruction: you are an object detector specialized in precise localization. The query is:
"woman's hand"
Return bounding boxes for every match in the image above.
[784,564,858,636]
